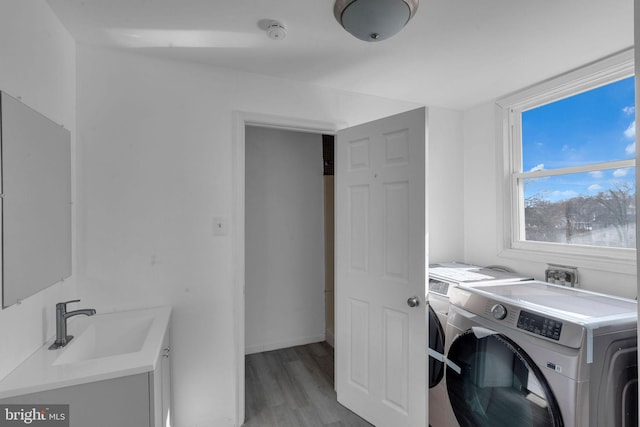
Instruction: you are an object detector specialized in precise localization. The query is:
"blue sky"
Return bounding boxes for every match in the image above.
[522,76,636,202]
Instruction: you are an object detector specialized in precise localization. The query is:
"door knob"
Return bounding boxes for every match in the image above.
[407,296,420,307]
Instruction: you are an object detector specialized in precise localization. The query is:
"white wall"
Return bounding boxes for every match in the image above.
[244,127,325,354]
[463,103,638,298]
[0,0,77,381]
[75,45,421,427]
[428,108,465,263]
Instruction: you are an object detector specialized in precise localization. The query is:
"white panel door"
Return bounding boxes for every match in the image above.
[335,107,427,426]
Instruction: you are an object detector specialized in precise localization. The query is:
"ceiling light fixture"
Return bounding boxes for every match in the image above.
[334,0,418,42]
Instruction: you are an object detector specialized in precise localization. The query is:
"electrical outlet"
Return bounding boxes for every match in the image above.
[545,264,578,287]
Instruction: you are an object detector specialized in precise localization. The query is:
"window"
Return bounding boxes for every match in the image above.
[498,50,636,265]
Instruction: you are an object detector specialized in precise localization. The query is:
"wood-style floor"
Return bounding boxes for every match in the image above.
[244,342,374,427]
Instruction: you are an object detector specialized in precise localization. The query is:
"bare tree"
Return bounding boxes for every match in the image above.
[525,194,561,242]
[564,199,574,243]
[595,183,634,246]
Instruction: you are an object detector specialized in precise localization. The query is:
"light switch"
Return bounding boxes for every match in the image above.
[213,216,228,236]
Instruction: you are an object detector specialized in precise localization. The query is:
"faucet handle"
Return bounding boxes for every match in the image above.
[56,299,81,311]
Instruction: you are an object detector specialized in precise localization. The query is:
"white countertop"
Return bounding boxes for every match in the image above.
[0,306,171,400]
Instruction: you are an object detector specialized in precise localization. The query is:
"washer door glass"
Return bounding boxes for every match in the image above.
[446,328,563,427]
[428,305,445,388]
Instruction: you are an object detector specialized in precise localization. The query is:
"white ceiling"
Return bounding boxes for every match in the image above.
[46,0,634,110]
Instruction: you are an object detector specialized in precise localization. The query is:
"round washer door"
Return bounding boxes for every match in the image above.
[428,305,445,388]
[446,328,563,427]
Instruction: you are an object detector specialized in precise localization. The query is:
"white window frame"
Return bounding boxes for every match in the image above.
[496,49,636,274]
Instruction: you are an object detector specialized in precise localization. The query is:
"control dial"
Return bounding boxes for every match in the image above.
[491,304,507,320]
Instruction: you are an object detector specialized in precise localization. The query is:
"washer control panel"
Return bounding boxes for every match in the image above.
[517,310,562,341]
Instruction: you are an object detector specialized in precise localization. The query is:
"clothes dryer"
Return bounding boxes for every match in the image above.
[445,281,637,427]
[427,262,533,427]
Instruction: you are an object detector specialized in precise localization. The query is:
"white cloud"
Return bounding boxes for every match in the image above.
[588,184,602,192]
[623,106,636,115]
[613,168,628,178]
[589,171,604,178]
[624,120,636,139]
[626,141,636,155]
[529,163,545,172]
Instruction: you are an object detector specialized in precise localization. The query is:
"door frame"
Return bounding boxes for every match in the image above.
[231,111,338,425]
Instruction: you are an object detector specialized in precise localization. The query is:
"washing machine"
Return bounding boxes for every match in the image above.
[427,262,533,427]
[444,280,638,427]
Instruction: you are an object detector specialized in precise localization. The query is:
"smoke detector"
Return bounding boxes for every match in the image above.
[266,22,287,40]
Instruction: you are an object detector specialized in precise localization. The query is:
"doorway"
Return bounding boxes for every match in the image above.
[233,113,338,425]
[244,126,327,354]
[233,109,427,426]
[243,125,361,425]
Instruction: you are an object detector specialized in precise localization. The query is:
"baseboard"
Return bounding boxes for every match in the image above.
[245,333,326,355]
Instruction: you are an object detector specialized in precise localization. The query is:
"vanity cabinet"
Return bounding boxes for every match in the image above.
[151,330,172,427]
[0,331,172,427]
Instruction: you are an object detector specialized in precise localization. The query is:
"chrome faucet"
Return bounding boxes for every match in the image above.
[49,299,96,350]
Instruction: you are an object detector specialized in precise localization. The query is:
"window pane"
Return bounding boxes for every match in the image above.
[522,76,635,172]
[523,169,636,248]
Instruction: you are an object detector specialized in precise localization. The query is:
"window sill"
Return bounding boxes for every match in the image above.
[498,242,637,276]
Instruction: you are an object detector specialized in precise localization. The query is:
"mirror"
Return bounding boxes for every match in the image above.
[1,92,71,308]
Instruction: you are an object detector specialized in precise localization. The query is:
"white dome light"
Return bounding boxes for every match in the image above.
[334,0,419,42]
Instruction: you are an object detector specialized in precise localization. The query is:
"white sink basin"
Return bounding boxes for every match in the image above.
[53,314,154,365]
[0,306,171,400]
